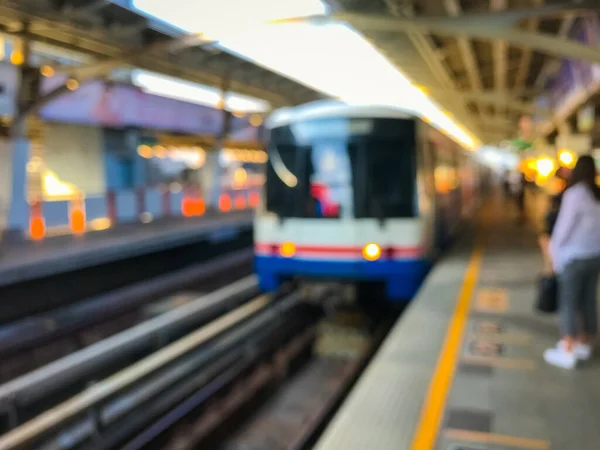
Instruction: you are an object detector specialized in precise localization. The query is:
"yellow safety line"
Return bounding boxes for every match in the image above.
[444,429,550,449]
[408,243,483,450]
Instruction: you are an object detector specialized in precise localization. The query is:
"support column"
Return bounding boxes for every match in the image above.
[204,74,233,208]
[7,32,43,236]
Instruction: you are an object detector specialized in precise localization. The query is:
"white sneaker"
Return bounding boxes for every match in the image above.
[575,343,592,360]
[544,345,577,369]
[559,341,592,360]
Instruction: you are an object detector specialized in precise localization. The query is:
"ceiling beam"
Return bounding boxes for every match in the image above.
[278,3,594,28]
[63,0,110,15]
[491,0,508,98]
[380,0,483,139]
[434,89,536,113]
[50,34,215,80]
[443,0,483,93]
[314,11,600,65]
[515,0,544,92]
[534,13,576,89]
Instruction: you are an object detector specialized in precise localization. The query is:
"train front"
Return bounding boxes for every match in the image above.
[254,104,430,301]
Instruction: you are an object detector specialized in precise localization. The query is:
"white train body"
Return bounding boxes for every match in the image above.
[254,101,480,301]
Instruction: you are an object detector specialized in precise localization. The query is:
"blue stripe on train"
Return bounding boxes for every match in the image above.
[255,255,431,301]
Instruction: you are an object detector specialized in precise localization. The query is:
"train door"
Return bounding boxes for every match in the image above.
[426,128,445,252]
[418,128,438,258]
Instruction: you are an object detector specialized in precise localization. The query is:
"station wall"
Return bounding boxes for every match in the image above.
[43,123,106,195]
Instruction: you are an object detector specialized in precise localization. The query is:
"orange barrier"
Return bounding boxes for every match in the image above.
[29,199,46,240]
[182,197,206,217]
[248,191,260,208]
[219,194,232,212]
[69,196,86,234]
[234,194,246,210]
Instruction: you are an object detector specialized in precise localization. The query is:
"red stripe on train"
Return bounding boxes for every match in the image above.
[255,243,423,257]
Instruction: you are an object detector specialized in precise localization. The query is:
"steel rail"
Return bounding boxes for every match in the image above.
[0,275,259,410]
[0,292,273,450]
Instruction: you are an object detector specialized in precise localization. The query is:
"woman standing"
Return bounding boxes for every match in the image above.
[538,168,570,273]
[544,155,600,369]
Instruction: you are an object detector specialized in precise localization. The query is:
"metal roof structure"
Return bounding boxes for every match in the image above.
[0,0,324,109]
[328,0,600,143]
[2,0,600,144]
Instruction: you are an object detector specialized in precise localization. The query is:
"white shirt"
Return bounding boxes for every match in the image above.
[550,182,600,273]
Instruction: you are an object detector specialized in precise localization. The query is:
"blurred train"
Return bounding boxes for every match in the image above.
[254,100,482,302]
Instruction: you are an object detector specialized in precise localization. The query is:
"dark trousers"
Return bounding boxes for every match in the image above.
[559,256,600,337]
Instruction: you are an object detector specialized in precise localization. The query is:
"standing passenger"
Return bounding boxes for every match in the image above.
[544,155,600,369]
[538,169,569,273]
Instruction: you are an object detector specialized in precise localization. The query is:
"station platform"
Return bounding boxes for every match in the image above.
[315,197,600,450]
[0,211,252,287]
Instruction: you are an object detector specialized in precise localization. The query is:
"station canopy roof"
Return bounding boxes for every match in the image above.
[325,0,600,143]
[0,0,324,108]
[2,0,600,146]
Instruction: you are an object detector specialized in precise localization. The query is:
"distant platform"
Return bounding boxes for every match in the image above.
[0,211,253,286]
[315,197,599,450]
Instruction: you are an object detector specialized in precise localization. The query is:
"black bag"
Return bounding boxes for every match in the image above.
[536,274,558,313]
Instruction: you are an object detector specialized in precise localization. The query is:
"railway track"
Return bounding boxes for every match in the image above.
[0,241,252,383]
[0,286,398,450]
[0,228,252,325]
[0,275,261,434]
[192,308,395,450]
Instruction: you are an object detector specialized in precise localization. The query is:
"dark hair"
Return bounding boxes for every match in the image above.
[568,154,600,201]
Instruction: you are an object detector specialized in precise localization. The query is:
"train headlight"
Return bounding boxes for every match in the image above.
[362,243,381,261]
[279,242,296,258]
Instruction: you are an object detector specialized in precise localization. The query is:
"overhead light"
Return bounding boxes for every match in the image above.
[10,51,24,66]
[66,79,79,90]
[40,65,55,77]
[558,149,576,168]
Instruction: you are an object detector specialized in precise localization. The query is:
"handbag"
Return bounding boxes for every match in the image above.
[535,274,558,313]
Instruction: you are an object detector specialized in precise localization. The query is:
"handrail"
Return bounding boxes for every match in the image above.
[0,275,258,409]
[0,294,271,450]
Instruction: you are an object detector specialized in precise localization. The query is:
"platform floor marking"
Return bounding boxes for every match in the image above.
[444,429,550,449]
[408,244,483,450]
[473,288,508,313]
[466,332,530,345]
[461,355,536,370]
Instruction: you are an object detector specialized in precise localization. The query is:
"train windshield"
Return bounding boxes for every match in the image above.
[357,139,415,219]
[266,142,357,219]
[265,118,416,219]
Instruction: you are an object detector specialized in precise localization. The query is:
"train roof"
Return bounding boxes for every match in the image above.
[266,100,417,129]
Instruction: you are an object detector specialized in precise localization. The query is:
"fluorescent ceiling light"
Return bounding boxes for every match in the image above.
[132,70,270,112]
[133,0,479,148]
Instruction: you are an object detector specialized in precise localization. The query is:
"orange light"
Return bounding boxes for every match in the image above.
[154,146,167,159]
[362,243,381,261]
[10,51,24,66]
[248,191,260,208]
[66,79,79,91]
[249,114,263,127]
[279,242,296,258]
[234,194,246,210]
[137,145,153,159]
[40,65,55,77]
[219,194,232,212]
